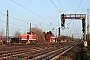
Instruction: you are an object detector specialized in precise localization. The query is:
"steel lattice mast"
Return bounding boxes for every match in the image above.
[6,10,9,44]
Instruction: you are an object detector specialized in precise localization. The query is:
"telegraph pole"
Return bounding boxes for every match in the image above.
[6,10,9,44]
[87,9,90,45]
[58,27,60,42]
[30,23,31,32]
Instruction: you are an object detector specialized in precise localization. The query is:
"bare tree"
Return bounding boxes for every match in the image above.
[0,29,4,39]
[0,29,4,44]
[31,27,46,43]
[13,30,21,38]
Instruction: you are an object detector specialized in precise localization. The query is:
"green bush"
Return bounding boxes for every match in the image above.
[84,46,90,60]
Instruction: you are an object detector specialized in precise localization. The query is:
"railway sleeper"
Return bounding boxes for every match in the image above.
[35,45,74,60]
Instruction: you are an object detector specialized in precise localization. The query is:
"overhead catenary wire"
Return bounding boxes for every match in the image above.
[58,0,70,30]
[28,0,58,27]
[50,0,61,13]
[0,3,40,23]
[0,11,25,27]
[67,0,83,31]
[0,18,48,32]
[0,19,28,28]
[72,22,82,38]
[1,0,55,28]
[66,0,83,30]
[0,12,28,23]
[75,0,83,13]
[10,0,58,31]
[10,0,51,23]
[0,0,61,32]
[0,12,48,31]
[0,0,59,30]
[58,0,65,13]
[0,12,38,27]
[28,0,54,22]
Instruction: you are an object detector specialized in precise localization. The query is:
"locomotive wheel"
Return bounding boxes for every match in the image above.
[30,41,36,45]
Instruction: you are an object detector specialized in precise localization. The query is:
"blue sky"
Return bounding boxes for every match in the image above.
[0,0,90,38]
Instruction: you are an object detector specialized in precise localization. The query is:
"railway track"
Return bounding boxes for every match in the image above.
[0,42,77,60]
[31,44,76,60]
